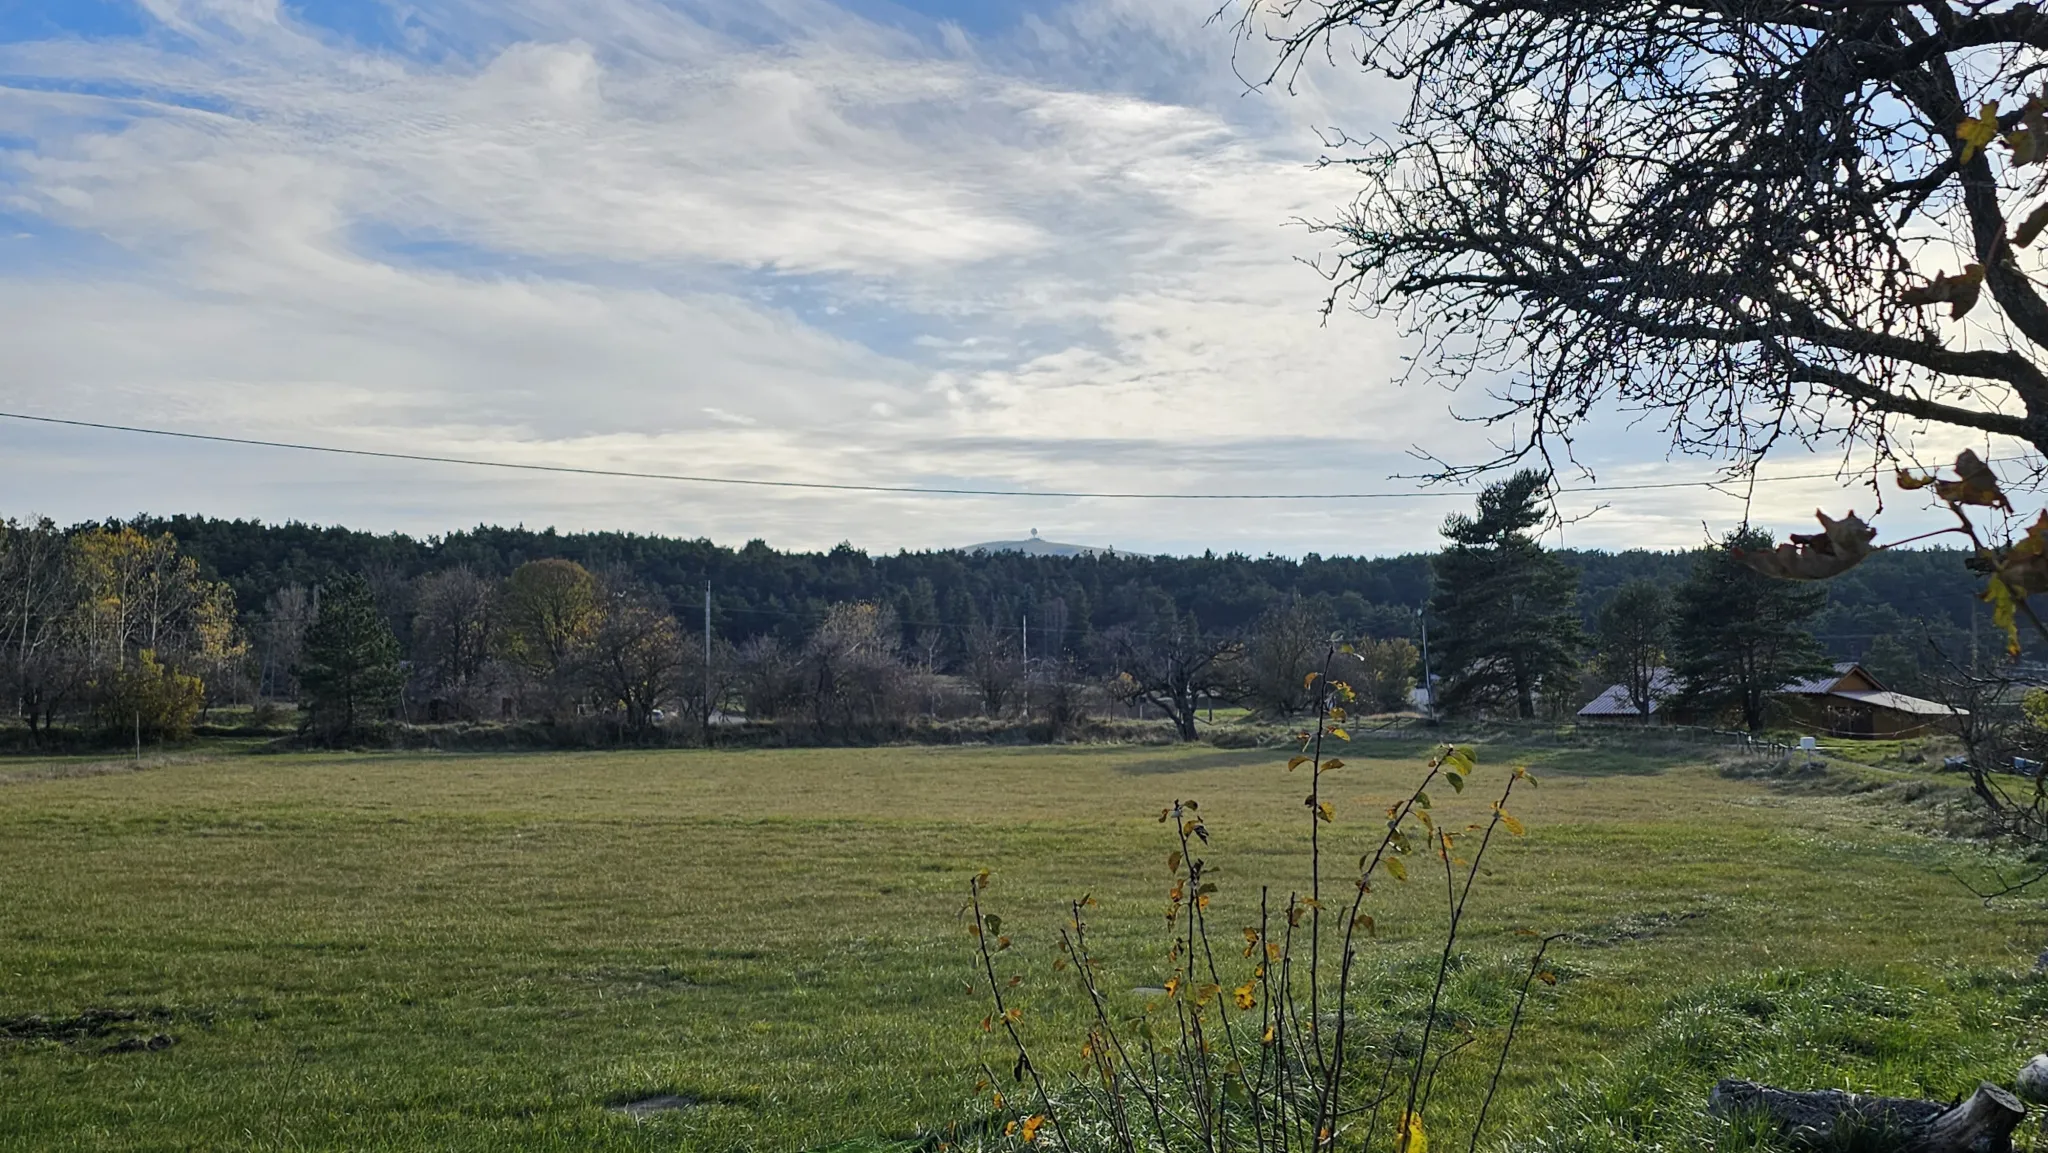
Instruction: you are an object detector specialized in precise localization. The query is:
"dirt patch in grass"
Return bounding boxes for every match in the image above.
[0,1007,180,1054]
[1567,908,1712,947]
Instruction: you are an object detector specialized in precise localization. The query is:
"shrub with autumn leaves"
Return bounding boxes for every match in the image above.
[958,665,1553,1152]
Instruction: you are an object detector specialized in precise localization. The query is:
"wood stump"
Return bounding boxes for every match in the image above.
[1708,1079,2026,1153]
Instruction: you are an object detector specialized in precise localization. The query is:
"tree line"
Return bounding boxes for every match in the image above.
[0,508,1994,743]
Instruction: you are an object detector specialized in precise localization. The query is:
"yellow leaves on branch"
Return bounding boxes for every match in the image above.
[1988,511,2048,656]
[1732,509,1877,580]
[1233,981,1257,1010]
[1900,263,1985,318]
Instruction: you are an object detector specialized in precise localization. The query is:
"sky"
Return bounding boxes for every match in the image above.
[0,0,2030,557]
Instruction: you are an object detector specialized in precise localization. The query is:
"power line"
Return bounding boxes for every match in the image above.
[0,409,1902,501]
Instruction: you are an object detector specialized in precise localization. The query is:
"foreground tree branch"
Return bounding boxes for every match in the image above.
[1237,0,2048,470]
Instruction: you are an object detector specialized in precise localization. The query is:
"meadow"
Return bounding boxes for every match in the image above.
[2,736,2046,1152]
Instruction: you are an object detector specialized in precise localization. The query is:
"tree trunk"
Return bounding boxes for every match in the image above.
[1708,1080,2025,1153]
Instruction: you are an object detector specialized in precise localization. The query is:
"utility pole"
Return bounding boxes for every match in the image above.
[1417,606,1434,722]
[1021,612,1029,720]
[703,582,713,742]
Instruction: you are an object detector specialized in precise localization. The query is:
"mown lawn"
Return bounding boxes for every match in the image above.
[1,738,2045,1151]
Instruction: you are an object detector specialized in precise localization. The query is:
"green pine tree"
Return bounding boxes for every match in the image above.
[299,573,403,740]
[1428,470,1583,718]
[1671,529,1830,732]
[1596,581,1669,720]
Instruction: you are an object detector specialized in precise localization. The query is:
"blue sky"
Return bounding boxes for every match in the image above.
[0,0,2009,555]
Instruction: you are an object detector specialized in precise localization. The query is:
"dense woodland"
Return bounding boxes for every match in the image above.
[0,509,2004,744]
[125,514,1990,660]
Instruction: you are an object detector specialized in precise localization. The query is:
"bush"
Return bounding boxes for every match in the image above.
[960,674,1551,1152]
[93,649,204,743]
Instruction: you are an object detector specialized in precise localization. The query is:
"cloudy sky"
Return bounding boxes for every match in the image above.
[0,0,2025,556]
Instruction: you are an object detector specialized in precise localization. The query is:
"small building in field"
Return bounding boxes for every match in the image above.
[1575,661,1964,737]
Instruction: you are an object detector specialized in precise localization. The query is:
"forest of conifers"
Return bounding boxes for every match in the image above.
[135,514,1987,668]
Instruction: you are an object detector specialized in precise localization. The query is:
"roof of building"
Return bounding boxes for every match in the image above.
[1576,669,1681,717]
[1779,662,1863,695]
[1826,689,1967,717]
[1575,662,1966,720]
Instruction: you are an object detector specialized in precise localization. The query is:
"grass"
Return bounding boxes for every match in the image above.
[1,736,2046,1151]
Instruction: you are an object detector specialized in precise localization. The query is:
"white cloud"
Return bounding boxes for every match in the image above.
[0,0,1974,556]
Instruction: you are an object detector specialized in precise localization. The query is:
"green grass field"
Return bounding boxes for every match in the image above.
[3,738,2046,1152]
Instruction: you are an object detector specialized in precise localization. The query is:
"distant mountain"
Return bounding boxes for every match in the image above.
[963,534,1110,558]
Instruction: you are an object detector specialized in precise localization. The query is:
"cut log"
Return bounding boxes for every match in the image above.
[1708,1079,2025,1153]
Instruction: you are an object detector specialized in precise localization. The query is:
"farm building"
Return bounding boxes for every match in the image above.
[1774,662,1964,737]
[1575,661,1964,737]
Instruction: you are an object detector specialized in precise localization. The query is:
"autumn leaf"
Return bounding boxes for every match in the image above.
[1262,1023,1277,1044]
[1732,509,1876,580]
[1321,757,1345,773]
[2018,201,2048,247]
[1498,810,1526,836]
[1354,913,1376,936]
[1537,970,1559,986]
[1020,1115,1045,1144]
[1896,468,1938,490]
[1398,1110,1429,1153]
[1233,981,1256,1010]
[1167,850,1182,873]
[1316,801,1335,823]
[2010,96,2048,165]
[1959,102,2001,162]
[1937,449,2011,510]
[1987,574,2022,658]
[1287,755,1310,771]
[1385,856,1408,882]
[1900,263,1985,318]
[1330,727,1350,741]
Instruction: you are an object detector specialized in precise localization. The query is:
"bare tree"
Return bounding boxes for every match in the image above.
[1101,615,1242,742]
[0,518,77,738]
[734,635,803,721]
[257,585,315,702]
[803,602,912,729]
[410,567,497,717]
[963,612,1023,717]
[1248,0,2048,469]
[677,634,740,744]
[1242,600,1330,718]
[584,583,682,737]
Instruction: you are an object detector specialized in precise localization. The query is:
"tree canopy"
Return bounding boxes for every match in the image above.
[1428,471,1584,717]
[1672,529,1831,732]
[1249,0,2048,467]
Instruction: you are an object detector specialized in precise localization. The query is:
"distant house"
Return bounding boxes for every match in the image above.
[1576,669,1682,722]
[1575,661,1964,737]
[1774,661,1965,738]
